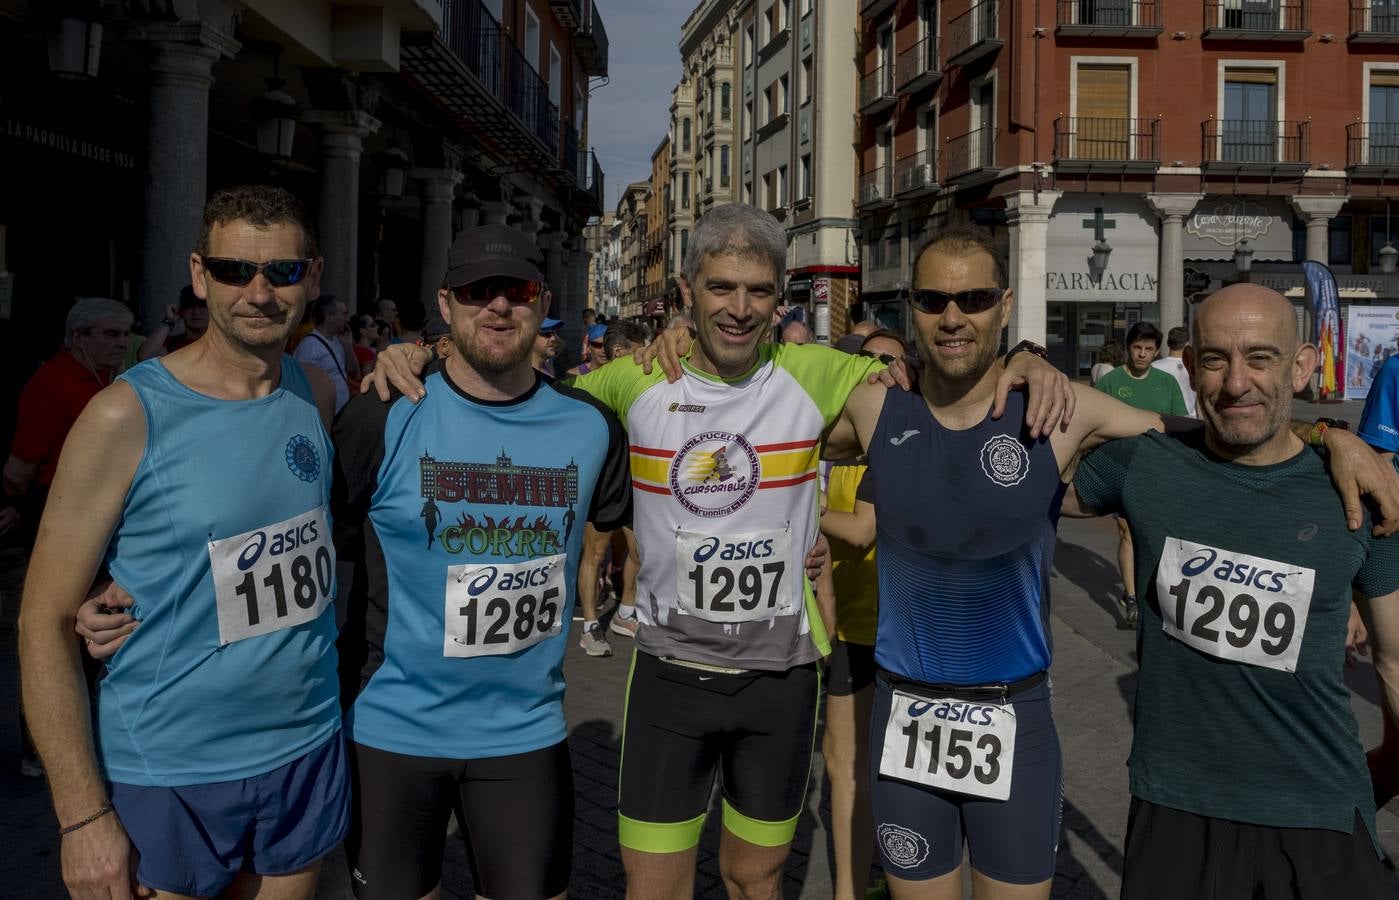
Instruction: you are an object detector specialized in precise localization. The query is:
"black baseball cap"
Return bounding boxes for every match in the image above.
[445,224,545,288]
[422,316,450,340]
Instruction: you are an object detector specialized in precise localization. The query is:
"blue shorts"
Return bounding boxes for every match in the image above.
[870,673,1063,884]
[110,730,349,896]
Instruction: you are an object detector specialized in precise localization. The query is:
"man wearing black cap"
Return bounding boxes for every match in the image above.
[328,223,632,900]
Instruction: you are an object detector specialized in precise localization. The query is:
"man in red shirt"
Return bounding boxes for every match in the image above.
[5,297,132,505]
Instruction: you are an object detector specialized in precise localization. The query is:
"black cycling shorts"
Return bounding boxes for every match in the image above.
[870,672,1062,885]
[618,650,820,852]
[1121,798,1390,900]
[346,740,572,900]
[826,638,877,697]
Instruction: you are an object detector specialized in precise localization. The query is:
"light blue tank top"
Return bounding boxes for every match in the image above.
[97,357,340,786]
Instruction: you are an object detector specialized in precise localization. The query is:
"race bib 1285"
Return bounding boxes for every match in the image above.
[444,554,567,657]
[209,507,334,645]
[1154,537,1315,673]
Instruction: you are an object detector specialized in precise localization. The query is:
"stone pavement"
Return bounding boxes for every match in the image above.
[5,510,1399,897]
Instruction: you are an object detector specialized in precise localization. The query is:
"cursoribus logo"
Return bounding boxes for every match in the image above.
[668,430,761,518]
[1180,547,1295,594]
[692,536,776,563]
[463,560,556,596]
[237,520,321,571]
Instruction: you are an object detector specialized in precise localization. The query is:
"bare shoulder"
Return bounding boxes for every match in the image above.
[55,380,147,482]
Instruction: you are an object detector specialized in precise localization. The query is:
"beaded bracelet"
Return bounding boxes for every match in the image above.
[59,803,113,836]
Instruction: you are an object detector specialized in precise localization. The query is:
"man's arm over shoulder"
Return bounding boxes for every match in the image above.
[1068,434,1142,517]
[571,358,665,428]
[776,342,883,426]
[825,380,885,461]
[18,383,144,824]
[1062,381,1167,458]
[553,383,633,532]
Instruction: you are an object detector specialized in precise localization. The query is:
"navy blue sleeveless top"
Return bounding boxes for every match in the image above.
[865,386,1066,685]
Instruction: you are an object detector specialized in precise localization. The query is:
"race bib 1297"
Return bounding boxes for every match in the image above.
[209,506,334,645]
[675,528,795,623]
[1154,537,1315,673]
[444,554,567,657]
[878,689,1016,801]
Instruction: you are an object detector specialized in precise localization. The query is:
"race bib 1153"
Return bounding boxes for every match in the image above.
[878,689,1016,801]
[209,507,334,646]
[1154,537,1315,673]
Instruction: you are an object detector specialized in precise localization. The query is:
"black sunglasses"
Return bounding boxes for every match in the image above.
[859,351,897,366]
[201,257,314,287]
[910,288,1004,316]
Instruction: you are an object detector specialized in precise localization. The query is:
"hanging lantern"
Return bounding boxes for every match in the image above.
[378,145,411,199]
[1233,239,1254,275]
[45,15,102,79]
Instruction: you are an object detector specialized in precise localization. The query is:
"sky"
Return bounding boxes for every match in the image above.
[588,0,690,214]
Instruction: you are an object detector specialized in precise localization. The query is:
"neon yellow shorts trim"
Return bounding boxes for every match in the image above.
[618,811,708,853]
[721,800,801,847]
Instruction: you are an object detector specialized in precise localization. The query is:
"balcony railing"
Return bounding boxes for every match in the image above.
[860,65,897,114]
[895,37,941,93]
[1203,0,1310,39]
[894,149,939,196]
[944,126,998,181]
[575,0,608,76]
[1053,116,1160,168]
[1351,1,1399,40]
[548,0,581,29]
[504,49,559,155]
[862,0,897,17]
[1347,121,1399,171]
[858,167,894,207]
[946,0,1002,66]
[1202,119,1309,168]
[1056,0,1163,35]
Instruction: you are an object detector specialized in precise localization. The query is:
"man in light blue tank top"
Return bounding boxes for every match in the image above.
[815,227,1396,899]
[19,185,348,899]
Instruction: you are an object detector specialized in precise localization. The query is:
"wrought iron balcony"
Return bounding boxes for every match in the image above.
[1347,121,1399,173]
[896,38,942,94]
[1350,1,1399,41]
[1053,117,1161,170]
[858,167,894,208]
[1056,0,1163,36]
[575,0,608,76]
[946,0,1002,67]
[1203,0,1310,40]
[860,65,897,115]
[943,126,999,183]
[1201,119,1309,170]
[862,0,897,18]
[894,149,939,197]
[548,0,581,29]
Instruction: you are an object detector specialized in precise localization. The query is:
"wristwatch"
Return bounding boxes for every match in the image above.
[1308,417,1350,449]
[1004,340,1049,363]
[161,317,176,328]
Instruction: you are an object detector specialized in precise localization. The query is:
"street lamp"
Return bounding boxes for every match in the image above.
[1233,239,1254,276]
[44,15,102,79]
[1090,237,1113,282]
[1381,199,1398,275]
[250,50,299,160]
[377,145,410,199]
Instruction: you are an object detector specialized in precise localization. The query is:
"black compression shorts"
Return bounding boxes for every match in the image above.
[346,740,572,899]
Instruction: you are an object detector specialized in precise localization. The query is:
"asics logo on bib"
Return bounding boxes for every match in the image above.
[236,520,321,571]
[907,699,996,727]
[462,560,556,595]
[692,536,777,563]
[1180,547,1296,593]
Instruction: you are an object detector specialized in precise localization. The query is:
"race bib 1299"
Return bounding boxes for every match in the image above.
[1154,537,1315,673]
[209,507,334,646]
[444,554,567,657]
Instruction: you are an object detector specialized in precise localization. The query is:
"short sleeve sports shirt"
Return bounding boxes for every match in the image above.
[576,343,880,670]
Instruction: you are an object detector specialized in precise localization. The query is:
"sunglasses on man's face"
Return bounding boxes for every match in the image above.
[453,278,543,306]
[200,257,314,287]
[910,288,1004,316]
[859,351,898,366]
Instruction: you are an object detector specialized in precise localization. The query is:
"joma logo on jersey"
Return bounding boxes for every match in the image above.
[907,700,995,727]
[692,536,776,563]
[462,561,556,596]
[237,521,320,571]
[1180,547,1296,594]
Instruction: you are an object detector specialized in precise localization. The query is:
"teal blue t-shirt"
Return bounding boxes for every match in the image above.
[1075,430,1399,849]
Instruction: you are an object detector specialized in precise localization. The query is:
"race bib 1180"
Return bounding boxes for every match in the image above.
[209,507,334,646]
[675,529,795,623]
[1154,537,1315,673]
[444,555,567,657]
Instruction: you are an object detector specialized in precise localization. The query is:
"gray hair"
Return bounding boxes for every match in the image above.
[681,203,788,293]
[65,297,133,347]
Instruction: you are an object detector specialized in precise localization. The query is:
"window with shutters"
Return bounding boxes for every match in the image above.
[1222,67,1279,163]
[1370,69,1399,165]
[1073,63,1132,159]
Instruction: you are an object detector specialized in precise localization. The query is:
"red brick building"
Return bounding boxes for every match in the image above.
[859,0,1399,375]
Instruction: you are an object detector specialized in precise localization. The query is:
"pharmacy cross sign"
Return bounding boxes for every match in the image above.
[1083,207,1117,242]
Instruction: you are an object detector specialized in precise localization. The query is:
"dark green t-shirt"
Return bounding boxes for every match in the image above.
[1075,430,1399,848]
[1094,365,1188,416]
